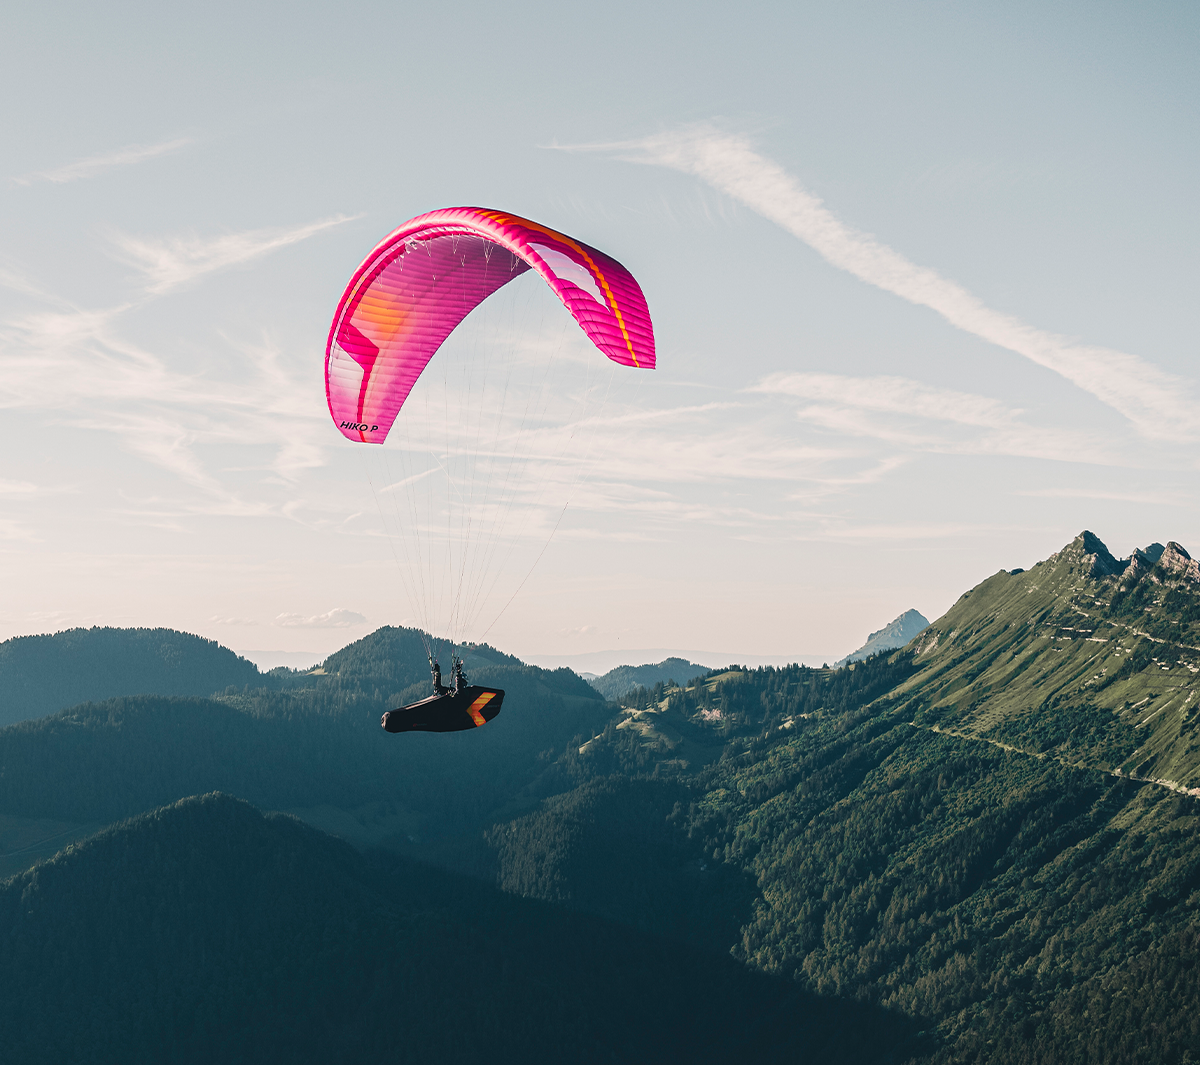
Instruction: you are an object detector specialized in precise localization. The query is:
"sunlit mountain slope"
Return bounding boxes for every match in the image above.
[895,531,1200,789]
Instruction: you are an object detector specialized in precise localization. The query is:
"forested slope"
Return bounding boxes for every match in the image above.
[484,656,1200,1063]
[0,793,913,1065]
[0,627,261,726]
[0,625,609,866]
[586,657,708,700]
[478,532,1200,1063]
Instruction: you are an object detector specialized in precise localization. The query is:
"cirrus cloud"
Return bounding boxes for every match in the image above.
[14,137,193,186]
[110,214,360,294]
[562,124,1197,442]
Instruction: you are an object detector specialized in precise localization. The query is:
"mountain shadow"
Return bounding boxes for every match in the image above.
[0,675,608,834]
[0,793,924,1065]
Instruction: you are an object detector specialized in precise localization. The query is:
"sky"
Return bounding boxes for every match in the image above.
[2,0,1198,669]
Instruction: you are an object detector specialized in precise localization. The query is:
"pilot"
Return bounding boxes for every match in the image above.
[431,659,449,696]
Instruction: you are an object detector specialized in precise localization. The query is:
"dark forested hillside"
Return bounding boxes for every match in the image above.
[0,627,260,726]
[486,654,1200,1063]
[0,624,612,879]
[0,793,914,1065]
[0,667,608,843]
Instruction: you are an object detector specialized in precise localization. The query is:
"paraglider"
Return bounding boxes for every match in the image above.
[326,207,655,445]
[381,651,505,733]
[382,655,504,733]
[325,207,654,734]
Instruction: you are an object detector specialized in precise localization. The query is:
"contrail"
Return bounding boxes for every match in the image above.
[564,125,1195,442]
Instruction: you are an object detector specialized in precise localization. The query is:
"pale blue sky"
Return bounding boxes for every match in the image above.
[2,1,1197,666]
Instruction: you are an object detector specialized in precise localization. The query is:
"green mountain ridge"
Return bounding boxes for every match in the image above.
[895,531,1200,792]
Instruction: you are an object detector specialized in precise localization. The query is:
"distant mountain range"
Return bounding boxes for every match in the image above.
[569,618,938,700]
[584,657,711,700]
[834,607,930,667]
[525,648,830,673]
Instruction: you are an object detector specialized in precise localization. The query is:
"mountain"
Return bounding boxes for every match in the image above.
[525,648,828,672]
[0,625,610,875]
[6,535,1200,1061]
[835,607,930,667]
[320,627,529,691]
[896,531,1200,789]
[477,531,1200,1062]
[0,792,912,1064]
[0,627,261,727]
[585,656,710,700]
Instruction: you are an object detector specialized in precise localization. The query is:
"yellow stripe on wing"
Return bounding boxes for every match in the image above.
[480,211,640,368]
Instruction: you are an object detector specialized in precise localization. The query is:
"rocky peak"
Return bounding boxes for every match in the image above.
[1073,531,1125,578]
[1161,542,1200,583]
[1122,544,1162,585]
[1123,553,1151,584]
[1062,534,1195,585]
[1138,543,1166,564]
[835,608,930,667]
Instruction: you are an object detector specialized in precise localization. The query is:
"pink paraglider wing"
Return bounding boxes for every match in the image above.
[325,207,655,444]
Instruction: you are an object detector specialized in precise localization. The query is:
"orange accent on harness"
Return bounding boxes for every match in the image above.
[466,691,495,727]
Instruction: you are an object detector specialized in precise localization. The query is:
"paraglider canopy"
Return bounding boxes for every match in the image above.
[325,207,655,444]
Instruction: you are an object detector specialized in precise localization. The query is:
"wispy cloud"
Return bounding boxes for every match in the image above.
[800,520,1014,542]
[0,297,329,503]
[360,362,1140,557]
[754,371,1117,464]
[758,373,1017,428]
[565,125,1196,442]
[275,608,367,628]
[0,479,42,496]
[0,521,39,542]
[111,214,359,294]
[14,137,192,186]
